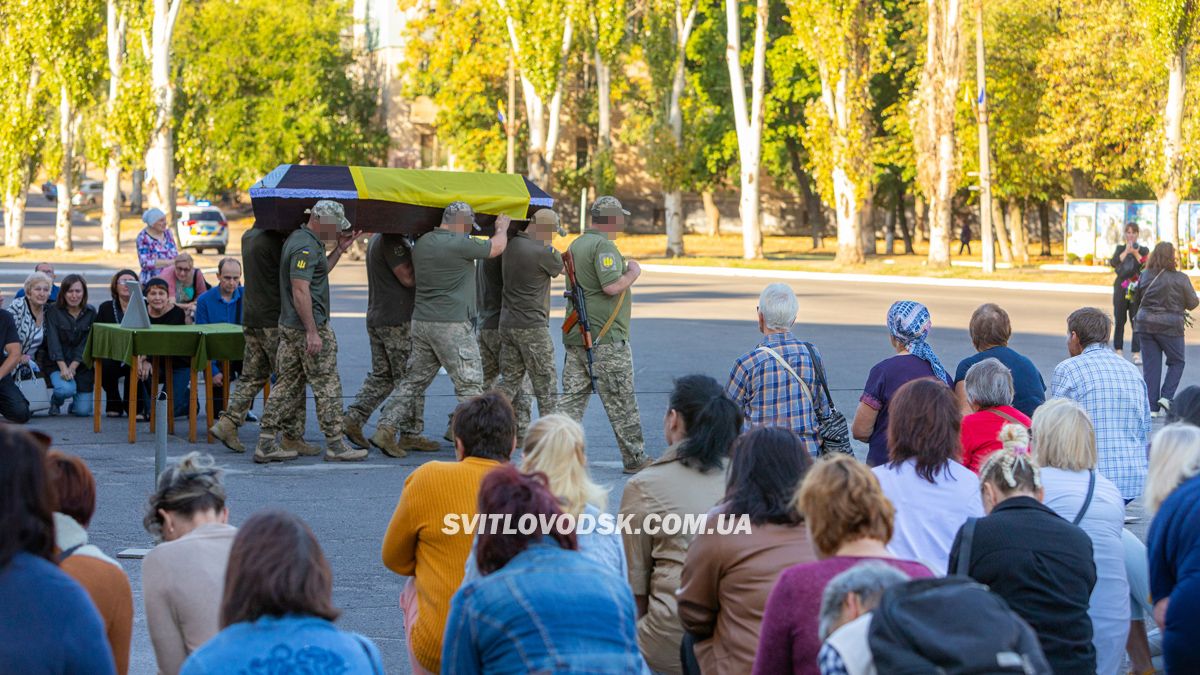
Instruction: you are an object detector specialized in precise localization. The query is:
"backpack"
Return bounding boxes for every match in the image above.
[867,577,1052,675]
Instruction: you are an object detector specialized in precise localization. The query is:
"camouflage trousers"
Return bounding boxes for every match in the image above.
[480,328,533,436]
[560,341,647,468]
[498,326,556,429]
[219,326,305,438]
[260,324,344,440]
[347,324,423,425]
[380,320,483,434]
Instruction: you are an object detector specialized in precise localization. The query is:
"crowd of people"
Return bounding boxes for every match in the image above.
[2,204,1200,674]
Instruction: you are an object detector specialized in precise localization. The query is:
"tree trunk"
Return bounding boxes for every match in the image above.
[56,85,74,253]
[1039,199,1051,256]
[992,197,1011,263]
[701,191,720,236]
[4,186,29,249]
[1159,47,1185,248]
[725,0,768,260]
[914,194,926,247]
[504,11,573,191]
[897,188,914,254]
[861,195,876,255]
[148,0,183,225]
[917,0,965,268]
[102,0,126,253]
[1008,199,1028,264]
[664,191,684,256]
[885,206,895,255]
[131,167,144,213]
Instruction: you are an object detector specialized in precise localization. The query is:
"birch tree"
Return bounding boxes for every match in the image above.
[0,5,48,248]
[582,0,626,194]
[725,0,769,260]
[789,0,882,264]
[1136,0,1197,247]
[145,0,183,225]
[642,0,699,256]
[101,0,128,252]
[496,0,574,188]
[45,0,104,252]
[913,0,964,266]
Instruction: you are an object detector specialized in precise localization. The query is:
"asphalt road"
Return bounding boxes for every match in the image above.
[9,261,1183,675]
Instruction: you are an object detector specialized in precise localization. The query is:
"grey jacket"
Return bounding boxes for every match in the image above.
[1135,269,1199,337]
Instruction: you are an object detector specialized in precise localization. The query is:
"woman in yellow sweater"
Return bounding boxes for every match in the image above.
[381,392,516,674]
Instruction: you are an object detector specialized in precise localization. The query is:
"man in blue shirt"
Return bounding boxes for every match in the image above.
[195,258,244,418]
[13,262,59,302]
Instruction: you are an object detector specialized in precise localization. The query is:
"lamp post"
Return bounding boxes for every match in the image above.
[976,0,995,274]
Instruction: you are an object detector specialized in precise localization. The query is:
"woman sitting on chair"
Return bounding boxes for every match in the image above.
[138,279,190,417]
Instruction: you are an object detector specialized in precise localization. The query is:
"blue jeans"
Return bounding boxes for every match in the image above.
[49,371,93,416]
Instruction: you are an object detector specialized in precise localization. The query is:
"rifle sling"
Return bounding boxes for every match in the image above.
[595,290,626,343]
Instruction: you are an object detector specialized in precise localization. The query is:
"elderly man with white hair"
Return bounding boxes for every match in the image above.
[726,283,829,457]
[959,357,1031,473]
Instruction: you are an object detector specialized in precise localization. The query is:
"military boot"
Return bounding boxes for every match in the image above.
[399,434,441,452]
[254,436,298,464]
[343,414,370,449]
[325,437,368,462]
[209,416,244,453]
[369,426,408,458]
[280,435,322,456]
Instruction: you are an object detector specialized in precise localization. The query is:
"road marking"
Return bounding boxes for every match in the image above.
[331,312,367,318]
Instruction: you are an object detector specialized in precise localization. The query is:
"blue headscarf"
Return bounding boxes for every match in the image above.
[887,300,949,384]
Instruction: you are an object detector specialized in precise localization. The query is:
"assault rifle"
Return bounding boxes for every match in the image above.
[561,250,597,393]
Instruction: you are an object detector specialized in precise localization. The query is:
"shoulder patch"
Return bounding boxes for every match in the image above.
[598,252,617,271]
[296,259,307,270]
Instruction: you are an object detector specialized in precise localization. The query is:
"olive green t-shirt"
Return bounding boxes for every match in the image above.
[563,231,631,345]
[476,256,504,330]
[501,231,564,329]
[278,226,331,330]
[241,228,287,329]
[366,233,415,328]
[411,228,493,323]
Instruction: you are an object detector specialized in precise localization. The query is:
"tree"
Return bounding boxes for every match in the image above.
[725,0,770,260]
[0,5,49,248]
[145,0,182,225]
[913,0,964,266]
[789,0,883,264]
[44,0,105,252]
[640,0,700,256]
[101,0,128,252]
[496,0,575,188]
[401,0,511,172]
[1136,0,1197,247]
[580,0,626,194]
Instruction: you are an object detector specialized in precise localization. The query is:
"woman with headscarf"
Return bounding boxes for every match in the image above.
[852,300,953,466]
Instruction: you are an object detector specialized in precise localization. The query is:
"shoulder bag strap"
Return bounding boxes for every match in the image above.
[756,345,815,407]
[801,341,836,409]
[57,543,85,563]
[955,517,978,577]
[984,407,1026,427]
[594,290,627,342]
[1072,470,1097,526]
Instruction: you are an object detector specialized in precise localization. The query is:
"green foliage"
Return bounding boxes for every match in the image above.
[1135,0,1198,56]
[0,2,51,196]
[402,0,509,172]
[172,0,387,196]
[501,0,573,100]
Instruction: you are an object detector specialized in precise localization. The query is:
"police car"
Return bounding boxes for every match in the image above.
[176,202,229,254]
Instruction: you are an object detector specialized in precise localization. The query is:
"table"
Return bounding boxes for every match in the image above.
[83,323,246,443]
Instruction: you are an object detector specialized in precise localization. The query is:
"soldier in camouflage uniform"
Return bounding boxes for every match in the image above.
[255,200,367,463]
[477,243,532,438]
[341,233,432,456]
[498,209,563,436]
[377,202,509,450]
[208,227,312,455]
[560,196,650,473]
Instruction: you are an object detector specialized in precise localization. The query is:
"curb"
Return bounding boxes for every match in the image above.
[639,264,1112,296]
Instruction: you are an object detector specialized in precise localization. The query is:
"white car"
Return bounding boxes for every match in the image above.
[70,180,125,206]
[176,205,229,254]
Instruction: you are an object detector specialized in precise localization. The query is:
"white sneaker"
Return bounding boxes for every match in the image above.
[1133,352,1143,365]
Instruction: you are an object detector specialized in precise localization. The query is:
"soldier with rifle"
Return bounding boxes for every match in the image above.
[561,196,650,473]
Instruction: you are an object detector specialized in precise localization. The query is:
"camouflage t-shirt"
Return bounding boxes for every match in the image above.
[563,231,630,345]
[278,226,330,329]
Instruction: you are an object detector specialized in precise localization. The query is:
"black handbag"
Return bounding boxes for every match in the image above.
[801,342,853,456]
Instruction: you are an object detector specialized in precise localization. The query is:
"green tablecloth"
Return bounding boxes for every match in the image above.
[83,323,246,369]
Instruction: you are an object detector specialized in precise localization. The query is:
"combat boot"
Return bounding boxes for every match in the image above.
[399,434,441,452]
[369,426,408,458]
[209,417,244,453]
[343,414,370,449]
[280,435,321,456]
[325,438,368,462]
[254,436,298,464]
